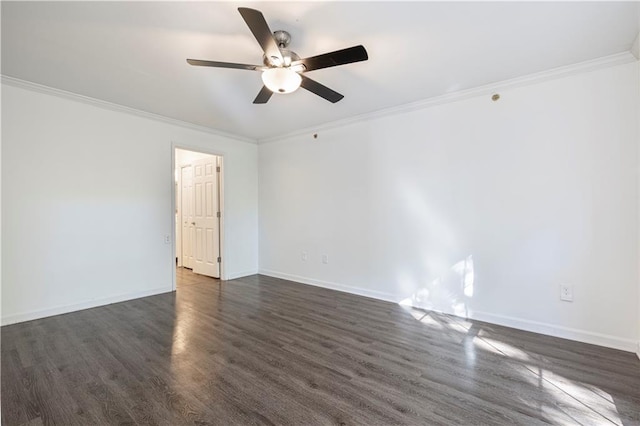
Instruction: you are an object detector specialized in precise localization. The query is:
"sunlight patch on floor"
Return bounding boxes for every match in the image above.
[399,307,624,425]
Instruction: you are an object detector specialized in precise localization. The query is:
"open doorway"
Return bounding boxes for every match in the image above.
[174,147,223,289]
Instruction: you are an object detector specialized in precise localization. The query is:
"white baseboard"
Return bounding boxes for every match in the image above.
[258,269,638,354]
[225,270,259,280]
[469,310,638,353]
[1,286,172,326]
[258,269,398,303]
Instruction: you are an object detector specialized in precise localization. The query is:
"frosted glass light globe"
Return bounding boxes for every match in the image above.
[261,68,302,94]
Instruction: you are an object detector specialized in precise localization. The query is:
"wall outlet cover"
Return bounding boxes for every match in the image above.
[560,284,573,302]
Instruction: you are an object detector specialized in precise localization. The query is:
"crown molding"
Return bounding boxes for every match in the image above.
[258,51,637,144]
[3,50,635,146]
[0,75,257,145]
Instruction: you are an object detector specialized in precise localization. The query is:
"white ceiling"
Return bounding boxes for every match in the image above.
[2,2,638,141]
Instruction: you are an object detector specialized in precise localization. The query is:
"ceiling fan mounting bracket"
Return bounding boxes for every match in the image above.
[273,30,291,48]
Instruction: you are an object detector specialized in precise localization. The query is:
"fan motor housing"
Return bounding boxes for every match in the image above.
[263,31,300,67]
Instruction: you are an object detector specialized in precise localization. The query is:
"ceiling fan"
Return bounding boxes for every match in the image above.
[186,7,368,104]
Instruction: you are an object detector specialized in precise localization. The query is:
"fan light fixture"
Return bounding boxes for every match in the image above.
[186,8,368,104]
[261,68,301,94]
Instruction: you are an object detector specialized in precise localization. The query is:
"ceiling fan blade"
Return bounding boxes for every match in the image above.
[300,75,344,103]
[293,45,368,72]
[253,86,273,104]
[237,8,284,66]
[186,59,264,71]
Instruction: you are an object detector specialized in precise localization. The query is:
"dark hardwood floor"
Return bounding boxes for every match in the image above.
[2,269,639,425]
[176,266,220,288]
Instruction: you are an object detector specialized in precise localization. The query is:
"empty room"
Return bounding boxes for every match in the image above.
[2,1,640,425]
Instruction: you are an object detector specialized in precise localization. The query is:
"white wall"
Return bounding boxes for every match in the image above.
[0,35,3,335]
[637,32,640,360]
[637,9,640,361]
[1,83,259,324]
[259,62,640,352]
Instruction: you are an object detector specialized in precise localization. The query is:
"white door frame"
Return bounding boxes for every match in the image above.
[171,143,226,291]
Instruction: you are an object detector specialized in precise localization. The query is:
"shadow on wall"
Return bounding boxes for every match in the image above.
[393,181,477,318]
[399,255,474,318]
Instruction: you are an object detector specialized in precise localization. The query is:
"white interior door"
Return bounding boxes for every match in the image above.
[181,165,194,269]
[191,157,220,278]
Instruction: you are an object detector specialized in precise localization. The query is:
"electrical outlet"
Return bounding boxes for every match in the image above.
[164,235,171,244]
[322,254,329,264]
[560,284,573,302]
[301,251,308,261]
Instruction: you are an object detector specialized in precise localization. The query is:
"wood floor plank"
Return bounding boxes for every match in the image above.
[3,268,640,425]
[2,349,33,425]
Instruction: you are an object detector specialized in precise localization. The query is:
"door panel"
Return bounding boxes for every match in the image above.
[191,156,220,278]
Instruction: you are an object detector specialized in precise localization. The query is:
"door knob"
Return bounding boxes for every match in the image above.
[192,222,196,225]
